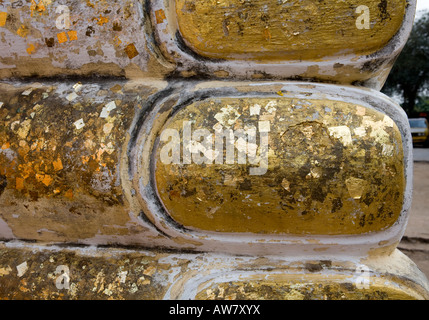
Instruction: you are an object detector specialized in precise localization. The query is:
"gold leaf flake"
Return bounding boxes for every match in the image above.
[53,158,63,171]
[345,177,366,200]
[0,12,7,27]
[73,118,85,130]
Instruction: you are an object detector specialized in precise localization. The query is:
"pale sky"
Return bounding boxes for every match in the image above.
[416,0,429,18]
[417,0,429,12]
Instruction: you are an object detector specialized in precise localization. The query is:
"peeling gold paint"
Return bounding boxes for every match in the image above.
[0,82,158,242]
[155,97,405,235]
[175,0,406,61]
[196,278,423,300]
[0,245,170,300]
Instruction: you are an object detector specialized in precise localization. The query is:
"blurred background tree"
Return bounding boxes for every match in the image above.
[382,11,429,116]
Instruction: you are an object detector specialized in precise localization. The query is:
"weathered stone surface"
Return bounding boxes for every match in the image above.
[0,0,426,301]
[0,0,166,79]
[0,0,417,89]
[0,243,171,299]
[0,80,165,243]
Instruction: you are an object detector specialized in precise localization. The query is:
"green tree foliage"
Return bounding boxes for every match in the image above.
[415,96,429,112]
[382,11,429,115]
